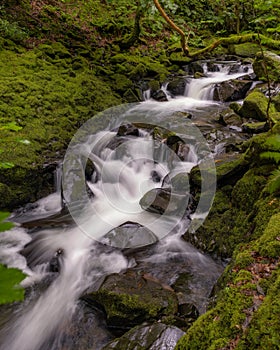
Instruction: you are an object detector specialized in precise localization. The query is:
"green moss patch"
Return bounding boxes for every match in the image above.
[0,265,25,305]
[0,45,121,209]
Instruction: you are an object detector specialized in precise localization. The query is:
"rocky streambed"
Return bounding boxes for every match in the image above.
[0,53,280,350]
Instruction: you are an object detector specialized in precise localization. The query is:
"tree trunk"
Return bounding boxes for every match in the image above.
[153,0,189,55]
[119,3,143,50]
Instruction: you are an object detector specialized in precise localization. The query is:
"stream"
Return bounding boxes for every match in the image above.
[0,60,255,350]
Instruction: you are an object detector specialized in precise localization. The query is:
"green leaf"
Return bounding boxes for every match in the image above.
[0,264,25,304]
[0,211,13,231]
[260,152,280,164]
[0,121,22,132]
[267,169,280,194]
[263,135,280,150]
[17,139,31,145]
[0,162,15,169]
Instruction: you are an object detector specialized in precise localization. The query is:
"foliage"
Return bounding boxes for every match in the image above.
[0,264,26,304]
[253,0,280,38]
[0,18,28,42]
[261,135,280,194]
[0,211,13,231]
[0,211,25,305]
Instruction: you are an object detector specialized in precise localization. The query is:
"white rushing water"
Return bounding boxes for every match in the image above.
[0,60,252,350]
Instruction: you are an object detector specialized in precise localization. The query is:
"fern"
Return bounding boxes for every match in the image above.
[261,134,280,194]
[267,168,280,194]
[260,151,280,164]
[263,135,280,151]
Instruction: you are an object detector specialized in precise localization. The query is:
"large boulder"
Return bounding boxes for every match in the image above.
[213,80,252,102]
[101,323,184,350]
[253,51,280,82]
[238,91,270,121]
[84,270,178,328]
[167,77,187,96]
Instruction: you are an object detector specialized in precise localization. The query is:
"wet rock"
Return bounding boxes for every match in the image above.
[190,156,249,189]
[194,72,205,79]
[151,170,161,183]
[101,323,184,350]
[166,173,190,193]
[139,188,189,216]
[102,223,158,249]
[253,51,280,82]
[187,61,204,75]
[238,90,270,121]
[42,301,113,350]
[213,80,252,102]
[178,303,199,320]
[151,89,168,101]
[49,248,64,273]
[242,121,269,134]
[85,270,178,328]
[219,108,243,127]
[116,124,139,137]
[167,77,187,96]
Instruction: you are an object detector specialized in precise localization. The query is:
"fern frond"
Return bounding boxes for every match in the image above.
[260,151,280,164]
[267,168,280,194]
[263,135,280,151]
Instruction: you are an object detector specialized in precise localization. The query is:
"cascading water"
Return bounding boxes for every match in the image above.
[185,62,253,100]
[0,60,254,350]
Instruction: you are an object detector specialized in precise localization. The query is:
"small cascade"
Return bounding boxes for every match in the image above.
[184,61,253,100]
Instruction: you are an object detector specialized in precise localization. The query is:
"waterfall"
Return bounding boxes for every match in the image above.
[0,59,253,350]
[184,62,253,100]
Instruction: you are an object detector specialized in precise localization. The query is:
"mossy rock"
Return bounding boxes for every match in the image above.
[169,52,192,65]
[254,212,280,258]
[85,271,178,328]
[231,168,267,213]
[253,51,280,82]
[110,53,170,81]
[229,43,260,58]
[242,121,269,134]
[238,90,274,121]
[190,156,249,189]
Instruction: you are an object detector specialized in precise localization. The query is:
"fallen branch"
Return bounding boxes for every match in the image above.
[188,34,280,58]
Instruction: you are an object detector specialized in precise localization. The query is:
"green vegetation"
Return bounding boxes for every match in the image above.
[0,212,26,305]
[0,265,26,305]
[0,0,279,348]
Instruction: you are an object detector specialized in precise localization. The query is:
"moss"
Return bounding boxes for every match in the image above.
[110,53,170,81]
[253,51,280,82]
[231,169,267,213]
[241,269,280,349]
[254,212,280,258]
[175,283,254,350]
[0,264,25,305]
[230,43,260,58]
[239,91,275,121]
[233,251,255,269]
[0,44,121,208]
